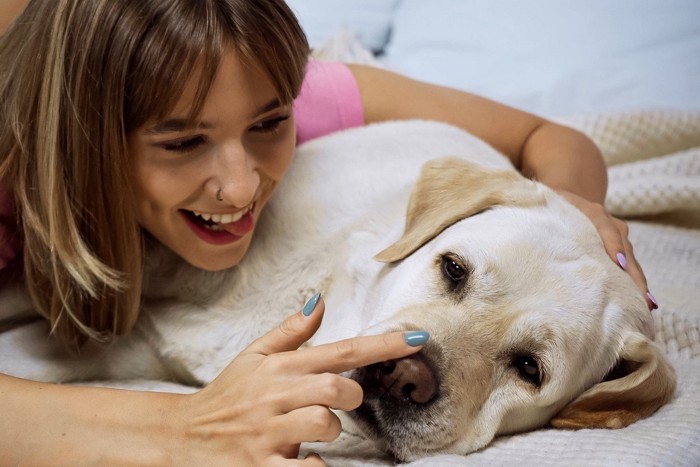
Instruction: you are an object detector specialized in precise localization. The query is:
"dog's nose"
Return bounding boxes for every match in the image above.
[379,354,439,404]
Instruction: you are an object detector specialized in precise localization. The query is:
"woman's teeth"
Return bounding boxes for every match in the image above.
[192,205,252,225]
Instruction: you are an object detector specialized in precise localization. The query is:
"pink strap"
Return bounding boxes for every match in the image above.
[294,60,364,146]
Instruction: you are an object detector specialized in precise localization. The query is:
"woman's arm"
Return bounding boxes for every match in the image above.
[0,372,184,465]
[349,64,606,202]
[349,64,653,308]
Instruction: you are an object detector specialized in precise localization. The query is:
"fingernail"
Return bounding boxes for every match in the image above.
[404,330,430,347]
[616,252,627,270]
[302,292,321,316]
[646,291,659,310]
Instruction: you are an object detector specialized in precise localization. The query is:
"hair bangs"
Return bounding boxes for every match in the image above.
[220,1,309,106]
[124,2,227,132]
[125,0,309,131]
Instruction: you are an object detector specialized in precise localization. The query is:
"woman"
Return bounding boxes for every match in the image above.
[0,0,654,464]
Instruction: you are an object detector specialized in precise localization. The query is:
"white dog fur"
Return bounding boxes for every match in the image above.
[0,120,675,460]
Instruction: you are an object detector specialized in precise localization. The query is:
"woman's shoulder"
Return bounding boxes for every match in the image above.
[293,60,364,145]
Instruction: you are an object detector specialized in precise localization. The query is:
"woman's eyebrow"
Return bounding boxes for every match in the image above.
[144,119,214,135]
[253,98,282,117]
[144,98,283,135]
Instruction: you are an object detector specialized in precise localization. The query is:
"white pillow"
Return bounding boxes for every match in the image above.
[380,0,700,116]
[286,0,399,53]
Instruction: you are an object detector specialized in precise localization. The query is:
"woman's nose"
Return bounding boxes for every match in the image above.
[209,142,260,207]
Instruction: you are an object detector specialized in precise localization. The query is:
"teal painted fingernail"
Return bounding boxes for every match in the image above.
[302,292,321,316]
[404,330,430,347]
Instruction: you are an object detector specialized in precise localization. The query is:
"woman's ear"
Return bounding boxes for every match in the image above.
[374,157,544,263]
[551,332,676,429]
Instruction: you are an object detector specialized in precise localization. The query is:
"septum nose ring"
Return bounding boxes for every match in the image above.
[216,187,224,202]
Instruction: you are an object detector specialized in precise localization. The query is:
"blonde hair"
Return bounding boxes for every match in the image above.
[0,0,308,349]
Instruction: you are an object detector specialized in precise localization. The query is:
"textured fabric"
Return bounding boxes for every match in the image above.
[294,60,364,145]
[557,110,700,217]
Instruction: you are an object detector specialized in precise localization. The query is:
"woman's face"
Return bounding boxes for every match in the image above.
[128,51,296,271]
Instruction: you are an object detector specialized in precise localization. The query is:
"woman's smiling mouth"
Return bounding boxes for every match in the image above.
[192,205,253,226]
[181,203,256,244]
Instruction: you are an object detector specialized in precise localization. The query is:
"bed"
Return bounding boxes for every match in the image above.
[2,1,699,465]
[287,1,700,465]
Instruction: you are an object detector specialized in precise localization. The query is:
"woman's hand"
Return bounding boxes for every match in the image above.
[556,190,658,311]
[172,294,427,466]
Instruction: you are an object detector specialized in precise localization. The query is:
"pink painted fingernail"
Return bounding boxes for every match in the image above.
[646,292,659,310]
[616,252,627,270]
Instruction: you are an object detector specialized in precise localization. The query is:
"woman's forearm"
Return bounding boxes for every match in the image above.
[520,122,608,204]
[0,372,185,465]
[351,64,608,204]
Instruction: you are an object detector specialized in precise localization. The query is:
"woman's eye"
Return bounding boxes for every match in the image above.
[252,115,290,134]
[513,355,542,386]
[441,254,468,287]
[161,136,205,153]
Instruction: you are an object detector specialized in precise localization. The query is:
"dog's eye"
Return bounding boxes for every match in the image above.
[513,355,542,386]
[441,255,468,287]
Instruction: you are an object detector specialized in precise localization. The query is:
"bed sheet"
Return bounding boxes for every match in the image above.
[294,0,700,118]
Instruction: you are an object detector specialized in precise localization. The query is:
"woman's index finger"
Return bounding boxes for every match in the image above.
[292,331,428,375]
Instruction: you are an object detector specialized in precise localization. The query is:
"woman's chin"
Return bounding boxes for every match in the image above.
[183,238,253,272]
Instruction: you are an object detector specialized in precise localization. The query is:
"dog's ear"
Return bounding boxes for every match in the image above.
[375,157,545,262]
[551,331,676,429]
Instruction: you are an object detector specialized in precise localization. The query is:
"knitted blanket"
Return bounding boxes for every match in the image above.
[564,110,700,219]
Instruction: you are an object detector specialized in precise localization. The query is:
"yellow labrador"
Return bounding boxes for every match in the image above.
[330,157,676,460]
[0,120,676,462]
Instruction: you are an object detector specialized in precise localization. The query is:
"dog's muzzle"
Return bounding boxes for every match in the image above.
[347,351,443,458]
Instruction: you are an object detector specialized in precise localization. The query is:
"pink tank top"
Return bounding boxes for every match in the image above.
[0,60,365,270]
[294,60,364,145]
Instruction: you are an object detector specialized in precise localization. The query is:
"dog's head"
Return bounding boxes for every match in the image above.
[346,157,675,461]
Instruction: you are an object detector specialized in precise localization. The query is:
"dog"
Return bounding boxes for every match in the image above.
[0,120,676,461]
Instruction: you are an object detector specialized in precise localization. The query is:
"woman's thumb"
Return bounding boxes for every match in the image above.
[243,293,325,356]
